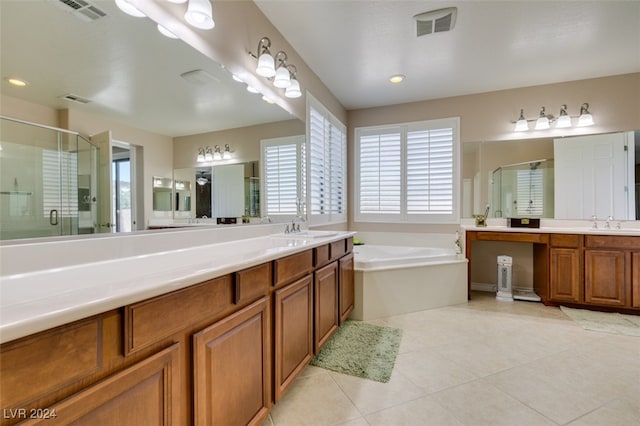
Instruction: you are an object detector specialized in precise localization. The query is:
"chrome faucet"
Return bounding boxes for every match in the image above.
[605,215,613,229]
[591,215,598,229]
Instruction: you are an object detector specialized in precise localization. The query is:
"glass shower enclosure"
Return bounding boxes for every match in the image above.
[491,159,554,218]
[0,116,99,240]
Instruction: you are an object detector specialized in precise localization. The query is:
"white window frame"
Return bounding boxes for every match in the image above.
[306,93,347,226]
[354,117,460,224]
[260,135,306,221]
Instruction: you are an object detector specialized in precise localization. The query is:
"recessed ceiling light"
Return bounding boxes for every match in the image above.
[6,78,28,87]
[389,74,405,84]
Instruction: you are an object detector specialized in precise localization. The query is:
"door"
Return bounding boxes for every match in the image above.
[91,131,113,233]
[112,142,135,232]
[549,248,581,303]
[339,252,355,323]
[554,132,631,220]
[585,249,627,306]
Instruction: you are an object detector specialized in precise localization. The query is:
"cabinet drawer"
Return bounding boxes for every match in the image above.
[346,237,354,253]
[235,262,271,305]
[125,275,233,354]
[330,239,347,261]
[314,244,330,267]
[550,234,582,248]
[273,249,313,288]
[586,235,640,250]
[0,317,102,410]
[476,232,548,243]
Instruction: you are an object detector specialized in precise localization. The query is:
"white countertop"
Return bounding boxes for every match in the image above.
[460,218,640,236]
[0,230,354,344]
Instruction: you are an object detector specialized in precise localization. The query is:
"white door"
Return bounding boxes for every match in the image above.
[554,132,631,220]
[91,131,113,233]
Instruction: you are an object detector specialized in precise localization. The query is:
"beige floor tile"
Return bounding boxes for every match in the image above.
[271,292,639,425]
[269,372,362,426]
[329,369,426,415]
[432,380,556,426]
[566,397,640,426]
[394,350,478,393]
[365,395,464,426]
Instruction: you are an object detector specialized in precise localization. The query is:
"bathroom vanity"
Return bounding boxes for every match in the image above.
[465,226,640,313]
[0,229,354,425]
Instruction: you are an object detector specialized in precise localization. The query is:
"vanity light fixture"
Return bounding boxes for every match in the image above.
[514,109,529,132]
[512,103,594,132]
[555,104,572,128]
[252,37,303,98]
[213,145,222,161]
[196,147,206,162]
[534,106,551,130]
[223,144,232,160]
[284,65,302,98]
[578,103,594,127]
[255,37,276,78]
[196,146,214,162]
[273,52,291,88]
[185,0,214,30]
[115,0,146,18]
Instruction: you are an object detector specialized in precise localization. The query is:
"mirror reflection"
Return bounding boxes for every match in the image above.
[174,161,260,223]
[463,131,640,220]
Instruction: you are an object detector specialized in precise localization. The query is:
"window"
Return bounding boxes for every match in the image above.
[307,94,347,225]
[355,117,460,223]
[261,135,305,219]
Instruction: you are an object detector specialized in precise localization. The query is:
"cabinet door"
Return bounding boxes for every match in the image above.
[339,252,355,324]
[314,262,339,353]
[632,252,640,309]
[22,344,181,425]
[549,248,581,303]
[193,298,270,426]
[273,275,313,401]
[585,250,627,306]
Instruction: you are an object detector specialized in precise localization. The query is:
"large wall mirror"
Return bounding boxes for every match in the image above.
[462,131,640,220]
[1,0,296,240]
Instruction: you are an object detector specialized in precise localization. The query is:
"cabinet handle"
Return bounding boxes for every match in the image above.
[49,209,58,226]
[233,274,240,305]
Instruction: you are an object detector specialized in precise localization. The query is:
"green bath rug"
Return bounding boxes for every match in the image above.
[310,320,402,383]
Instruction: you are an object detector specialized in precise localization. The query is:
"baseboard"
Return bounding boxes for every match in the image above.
[471,282,496,292]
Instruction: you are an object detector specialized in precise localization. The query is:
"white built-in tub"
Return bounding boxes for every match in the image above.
[351,245,468,320]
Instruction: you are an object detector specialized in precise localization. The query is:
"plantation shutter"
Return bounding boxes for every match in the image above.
[358,130,402,214]
[406,126,454,214]
[264,143,298,215]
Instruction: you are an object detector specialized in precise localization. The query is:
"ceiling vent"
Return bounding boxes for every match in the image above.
[60,93,91,104]
[51,0,107,22]
[414,7,457,37]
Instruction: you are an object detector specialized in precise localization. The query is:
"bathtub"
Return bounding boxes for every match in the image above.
[350,245,468,320]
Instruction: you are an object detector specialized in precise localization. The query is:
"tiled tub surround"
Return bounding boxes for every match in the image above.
[0,225,354,343]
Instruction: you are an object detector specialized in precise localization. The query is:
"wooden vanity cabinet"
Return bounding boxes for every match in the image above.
[549,234,583,304]
[339,252,355,324]
[0,241,355,426]
[584,236,632,307]
[273,275,314,402]
[21,344,181,426]
[193,297,271,426]
[314,261,339,353]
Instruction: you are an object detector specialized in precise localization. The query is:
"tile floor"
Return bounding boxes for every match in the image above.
[262,292,640,426]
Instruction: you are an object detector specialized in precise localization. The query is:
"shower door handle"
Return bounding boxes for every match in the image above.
[49,209,59,226]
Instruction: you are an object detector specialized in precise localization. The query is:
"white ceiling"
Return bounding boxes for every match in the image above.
[2,1,638,138]
[256,0,640,110]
